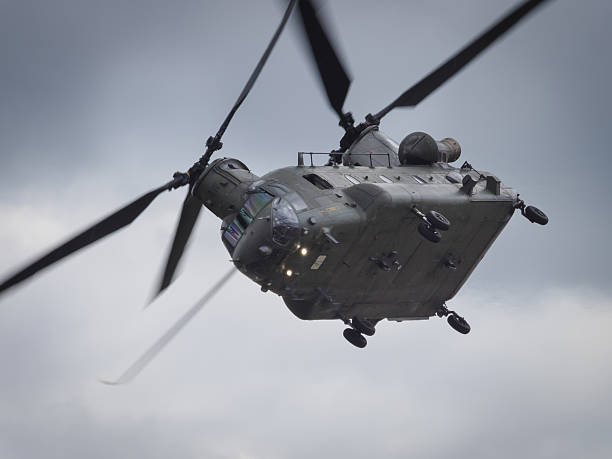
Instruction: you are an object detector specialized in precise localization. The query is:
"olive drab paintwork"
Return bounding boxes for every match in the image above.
[192,127,518,324]
[0,0,553,375]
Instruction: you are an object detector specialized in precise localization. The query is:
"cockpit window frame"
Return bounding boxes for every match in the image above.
[271,197,300,247]
[222,191,274,251]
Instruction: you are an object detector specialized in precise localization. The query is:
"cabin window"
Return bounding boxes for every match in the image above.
[445,174,460,184]
[303,173,333,190]
[413,175,427,184]
[344,174,360,185]
[379,175,393,183]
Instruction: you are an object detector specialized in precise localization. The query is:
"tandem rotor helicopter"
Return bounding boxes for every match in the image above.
[0,0,551,382]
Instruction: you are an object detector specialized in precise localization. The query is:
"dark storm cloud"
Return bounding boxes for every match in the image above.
[1,1,611,458]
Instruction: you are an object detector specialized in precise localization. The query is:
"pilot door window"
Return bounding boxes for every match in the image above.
[223,192,273,248]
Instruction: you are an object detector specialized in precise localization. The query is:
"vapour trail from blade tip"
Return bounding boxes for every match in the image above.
[101,268,237,385]
[151,0,297,300]
[150,193,202,304]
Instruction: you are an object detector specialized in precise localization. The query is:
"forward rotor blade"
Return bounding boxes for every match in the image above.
[372,0,550,121]
[0,180,178,297]
[295,0,351,119]
[102,267,236,385]
[214,0,297,142]
[153,193,202,301]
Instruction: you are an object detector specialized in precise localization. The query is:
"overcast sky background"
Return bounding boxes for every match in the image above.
[1,0,611,458]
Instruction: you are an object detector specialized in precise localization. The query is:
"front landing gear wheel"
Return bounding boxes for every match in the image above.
[447,314,471,334]
[343,328,367,348]
[418,222,441,243]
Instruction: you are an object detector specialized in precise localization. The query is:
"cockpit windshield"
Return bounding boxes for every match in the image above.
[271,197,300,246]
[223,191,273,248]
[244,192,272,217]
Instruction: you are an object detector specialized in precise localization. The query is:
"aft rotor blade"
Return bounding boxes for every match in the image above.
[152,193,202,301]
[101,268,236,385]
[295,0,351,119]
[0,179,180,297]
[214,0,297,142]
[372,0,550,120]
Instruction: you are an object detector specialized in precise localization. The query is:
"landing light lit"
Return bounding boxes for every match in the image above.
[300,247,308,256]
[286,269,293,277]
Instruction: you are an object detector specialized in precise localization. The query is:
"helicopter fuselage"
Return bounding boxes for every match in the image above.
[193,133,518,323]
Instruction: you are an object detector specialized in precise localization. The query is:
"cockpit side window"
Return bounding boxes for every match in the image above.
[222,192,273,249]
[237,208,253,228]
[223,222,242,248]
[303,173,333,190]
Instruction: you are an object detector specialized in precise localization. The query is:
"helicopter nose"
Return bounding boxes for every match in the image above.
[231,197,302,283]
[232,211,274,265]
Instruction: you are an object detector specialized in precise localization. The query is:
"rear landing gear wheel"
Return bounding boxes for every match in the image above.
[426,210,451,231]
[524,206,548,225]
[447,314,471,335]
[343,328,367,348]
[351,317,375,336]
[418,222,441,243]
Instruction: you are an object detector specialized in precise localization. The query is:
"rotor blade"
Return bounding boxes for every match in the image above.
[148,2,296,301]
[0,179,178,297]
[372,0,551,120]
[295,0,351,119]
[214,0,297,142]
[152,193,202,301]
[101,267,236,385]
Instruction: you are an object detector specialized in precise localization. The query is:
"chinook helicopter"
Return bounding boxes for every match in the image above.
[0,0,551,382]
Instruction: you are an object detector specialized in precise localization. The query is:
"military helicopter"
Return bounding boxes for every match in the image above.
[0,0,550,382]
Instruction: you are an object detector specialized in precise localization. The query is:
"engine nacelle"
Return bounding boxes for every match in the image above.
[192,157,260,220]
[398,132,461,165]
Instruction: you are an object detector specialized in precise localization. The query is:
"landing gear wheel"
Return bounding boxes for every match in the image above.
[418,222,441,243]
[343,328,367,348]
[447,314,471,334]
[524,206,548,225]
[426,210,451,231]
[352,317,375,336]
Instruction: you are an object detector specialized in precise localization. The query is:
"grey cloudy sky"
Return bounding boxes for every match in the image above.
[1,1,611,458]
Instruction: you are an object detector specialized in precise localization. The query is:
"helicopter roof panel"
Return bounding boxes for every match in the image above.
[344,126,400,167]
